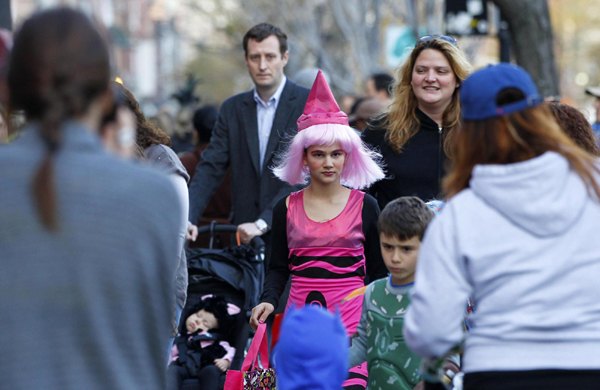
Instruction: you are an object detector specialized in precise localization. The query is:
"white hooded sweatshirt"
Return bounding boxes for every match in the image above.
[404,151,600,373]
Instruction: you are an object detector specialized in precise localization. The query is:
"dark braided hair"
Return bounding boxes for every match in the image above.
[7,8,110,231]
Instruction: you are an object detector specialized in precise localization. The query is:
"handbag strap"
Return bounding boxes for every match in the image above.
[241,323,270,371]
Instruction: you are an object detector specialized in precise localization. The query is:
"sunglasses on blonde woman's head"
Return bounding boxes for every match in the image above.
[417,35,458,47]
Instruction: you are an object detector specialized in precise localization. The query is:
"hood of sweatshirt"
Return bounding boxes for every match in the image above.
[274,306,348,390]
[469,151,588,237]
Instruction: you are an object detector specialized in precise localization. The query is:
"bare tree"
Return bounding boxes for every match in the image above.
[490,0,560,97]
[255,0,395,93]
[185,0,419,94]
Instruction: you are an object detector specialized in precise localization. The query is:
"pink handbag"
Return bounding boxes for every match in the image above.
[224,323,276,390]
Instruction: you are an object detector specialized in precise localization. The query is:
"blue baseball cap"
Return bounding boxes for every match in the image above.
[460,63,543,121]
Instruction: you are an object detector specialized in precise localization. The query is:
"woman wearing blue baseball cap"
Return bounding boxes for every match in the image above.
[404,63,600,389]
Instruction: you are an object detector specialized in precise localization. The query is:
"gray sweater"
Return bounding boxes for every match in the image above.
[144,143,189,308]
[405,151,600,372]
[0,123,182,390]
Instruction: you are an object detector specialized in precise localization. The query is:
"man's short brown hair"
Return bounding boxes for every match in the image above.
[243,23,288,56]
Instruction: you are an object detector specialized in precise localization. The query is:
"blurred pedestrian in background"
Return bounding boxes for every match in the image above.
[362,35,472,209]
[293,67,331,90]
[181,106,219,181]
[405,64,600,390]
[348,98,386,132]
[117,81,191,358]
[365,72,393,105]
[340,94,358,115]
[171,105,196,155]
[170,76,201,155]
[181,105,233,248]
[585,85,600,136]
[0,8,182,390]
[545,102,600,156]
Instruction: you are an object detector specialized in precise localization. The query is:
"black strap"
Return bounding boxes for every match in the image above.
[209,221,217,249]
[175,337,189,366]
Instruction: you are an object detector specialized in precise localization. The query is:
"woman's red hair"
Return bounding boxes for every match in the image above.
[444,105,600,200]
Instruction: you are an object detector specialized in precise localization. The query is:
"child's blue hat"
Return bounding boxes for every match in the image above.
[274,306,348,390]
[460,63,543,121]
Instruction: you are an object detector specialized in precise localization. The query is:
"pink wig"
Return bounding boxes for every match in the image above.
[272,123,385,189]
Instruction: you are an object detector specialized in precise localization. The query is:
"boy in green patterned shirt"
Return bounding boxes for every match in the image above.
[348,197,458,390]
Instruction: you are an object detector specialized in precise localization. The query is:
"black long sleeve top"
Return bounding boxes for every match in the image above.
[361,109,448,211]
[259,193,387,309]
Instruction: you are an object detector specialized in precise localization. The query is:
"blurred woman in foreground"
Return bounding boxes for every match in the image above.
[0,8,182,389]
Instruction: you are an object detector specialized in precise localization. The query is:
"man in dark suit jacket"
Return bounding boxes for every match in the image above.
[188,23,310,245]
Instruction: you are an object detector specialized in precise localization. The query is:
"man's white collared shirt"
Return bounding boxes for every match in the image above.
[253,76,287,173]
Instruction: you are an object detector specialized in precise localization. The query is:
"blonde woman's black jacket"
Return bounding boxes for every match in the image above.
[361,108,448,209]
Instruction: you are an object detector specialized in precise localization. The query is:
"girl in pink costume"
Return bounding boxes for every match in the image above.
[250,71,387,390]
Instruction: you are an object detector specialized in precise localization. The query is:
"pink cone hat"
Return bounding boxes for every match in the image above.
[297,70,348,131]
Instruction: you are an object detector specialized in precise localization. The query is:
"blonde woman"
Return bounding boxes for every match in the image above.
[362,35,472,208]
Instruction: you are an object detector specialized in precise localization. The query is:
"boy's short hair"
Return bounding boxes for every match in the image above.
[378,196,435,241]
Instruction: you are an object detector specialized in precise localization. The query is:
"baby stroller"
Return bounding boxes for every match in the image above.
[180,223,265,390]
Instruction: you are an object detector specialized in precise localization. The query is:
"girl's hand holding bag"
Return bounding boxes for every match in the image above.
[224,323,276,390]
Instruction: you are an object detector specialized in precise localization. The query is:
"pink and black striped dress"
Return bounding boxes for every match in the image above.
[261,189,386,390]
[285,189,367,332]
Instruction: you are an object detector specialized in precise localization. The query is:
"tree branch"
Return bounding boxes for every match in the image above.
[490,0,560,96]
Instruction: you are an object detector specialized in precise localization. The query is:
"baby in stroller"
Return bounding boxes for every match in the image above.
[167,295,239,390]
